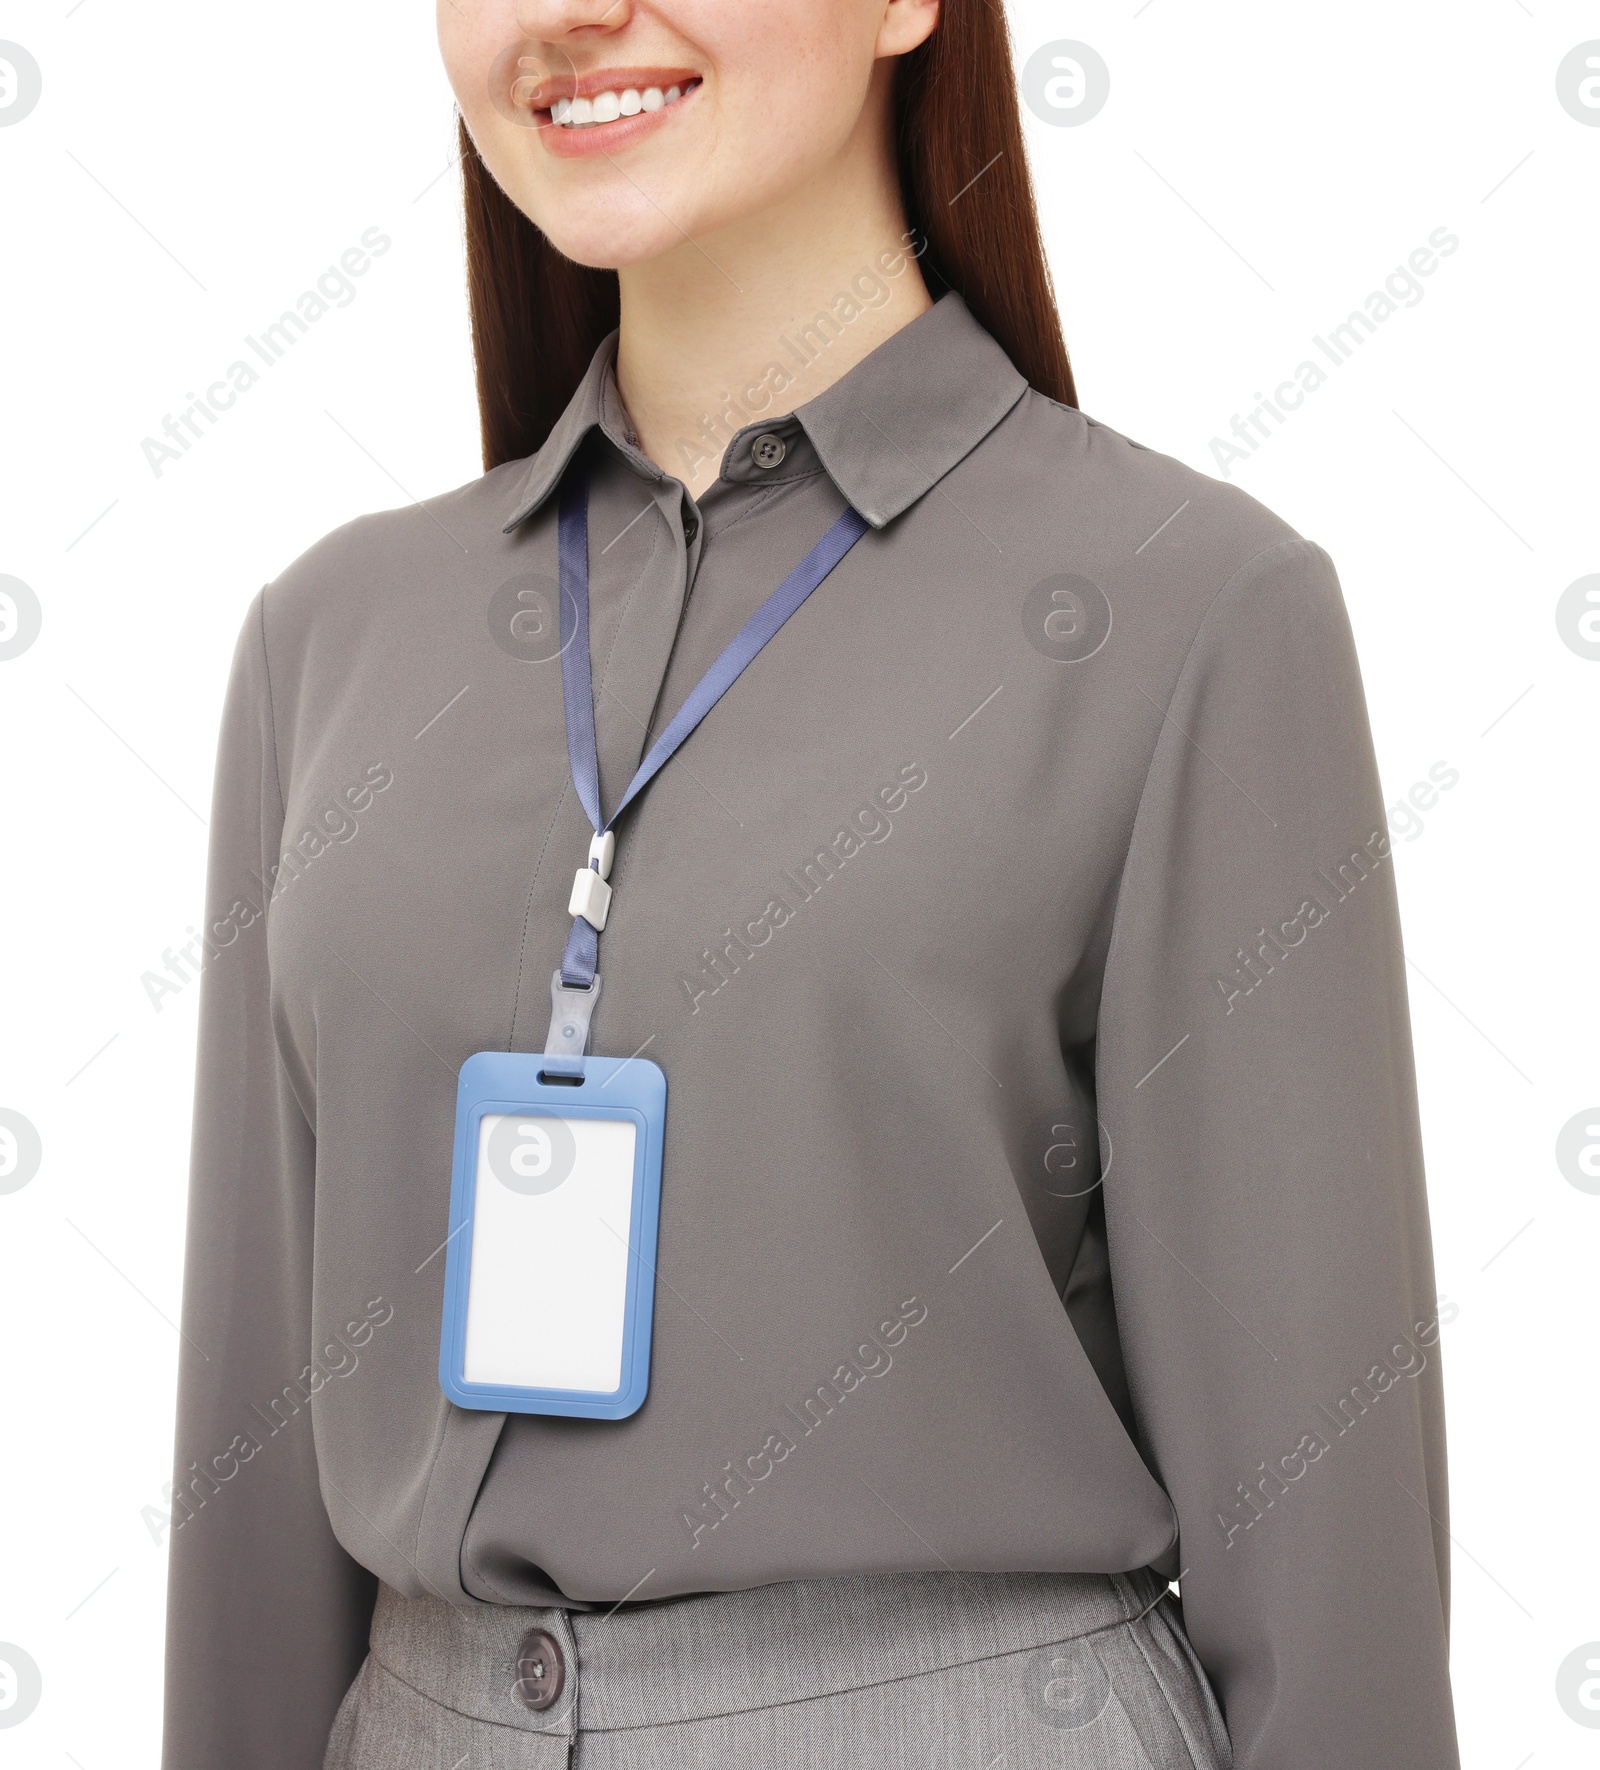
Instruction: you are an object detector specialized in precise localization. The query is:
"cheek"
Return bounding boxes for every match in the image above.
[443,29,568,240]
[439,4,539,151]
[705,3,876,164]
[436,1,498,110]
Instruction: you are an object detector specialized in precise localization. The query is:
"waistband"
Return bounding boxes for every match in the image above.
[366,1566,1169,1738]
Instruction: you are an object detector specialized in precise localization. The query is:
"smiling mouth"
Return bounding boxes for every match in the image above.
[541,76,703,130]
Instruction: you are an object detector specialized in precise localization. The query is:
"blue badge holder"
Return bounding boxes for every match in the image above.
[439,1050,666,1420]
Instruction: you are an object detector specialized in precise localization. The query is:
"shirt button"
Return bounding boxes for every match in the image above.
[751,433,787,470]
[682,510,700,545]
[513,1628,566,1711]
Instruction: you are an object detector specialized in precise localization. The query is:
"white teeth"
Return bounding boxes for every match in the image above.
[552,80,694,126]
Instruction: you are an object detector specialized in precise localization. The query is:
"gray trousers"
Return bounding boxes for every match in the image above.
[325,1568,1232,1769]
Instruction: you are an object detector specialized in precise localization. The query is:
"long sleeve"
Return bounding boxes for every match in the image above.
[1095,539,1458,1768]
[162,593,375,1770]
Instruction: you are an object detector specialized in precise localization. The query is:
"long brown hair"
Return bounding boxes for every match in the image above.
[460,3,1074,472]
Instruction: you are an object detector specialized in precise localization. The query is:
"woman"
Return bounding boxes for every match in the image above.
[163,1,1459,1766]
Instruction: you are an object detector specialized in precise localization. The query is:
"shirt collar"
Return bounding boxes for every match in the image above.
[501,291,1027,534]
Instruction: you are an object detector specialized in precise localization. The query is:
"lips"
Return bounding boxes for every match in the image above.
[525,68,702,122]
[525,67,703,157]
[553,79,699,130]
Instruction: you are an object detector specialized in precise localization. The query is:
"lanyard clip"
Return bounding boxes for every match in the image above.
[544,969,603,1076]
[567,829,616,930]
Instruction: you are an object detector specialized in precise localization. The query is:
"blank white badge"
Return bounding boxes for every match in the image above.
[462,1110,639,1394]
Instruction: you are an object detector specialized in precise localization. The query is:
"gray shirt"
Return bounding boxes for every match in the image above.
[164,293,1457,1769]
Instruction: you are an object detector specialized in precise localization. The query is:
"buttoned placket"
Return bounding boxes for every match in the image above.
[583,416,814,810]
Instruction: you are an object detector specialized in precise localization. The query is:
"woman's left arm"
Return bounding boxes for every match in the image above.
[1096,537,1458,1770]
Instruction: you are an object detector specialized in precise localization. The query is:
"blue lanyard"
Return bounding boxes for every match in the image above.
[554,473,870,998]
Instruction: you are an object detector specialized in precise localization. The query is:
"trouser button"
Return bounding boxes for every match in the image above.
[513,1627,565,1711]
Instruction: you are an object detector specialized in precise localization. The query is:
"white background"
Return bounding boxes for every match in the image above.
[2,1,1597,1763]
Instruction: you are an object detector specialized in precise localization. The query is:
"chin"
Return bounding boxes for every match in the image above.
[537,207,696,273]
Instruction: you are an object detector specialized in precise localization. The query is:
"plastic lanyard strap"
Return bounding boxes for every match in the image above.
[554,473,869,995]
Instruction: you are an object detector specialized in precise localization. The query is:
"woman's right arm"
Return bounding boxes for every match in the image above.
[162,591,376,1770]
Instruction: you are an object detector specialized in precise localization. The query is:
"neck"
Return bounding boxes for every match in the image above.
[614,93,932,496]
